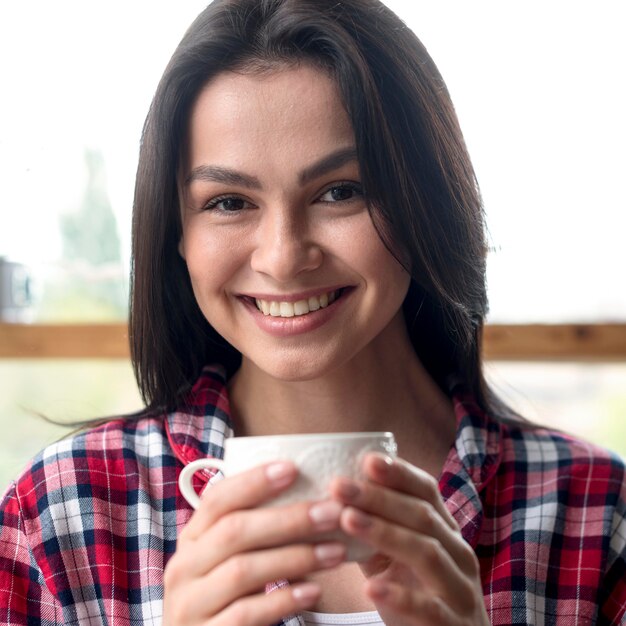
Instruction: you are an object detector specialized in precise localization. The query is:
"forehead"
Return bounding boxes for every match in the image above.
[186,65,355,164]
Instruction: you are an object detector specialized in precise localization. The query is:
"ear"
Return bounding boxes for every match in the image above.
[178,237,186,260]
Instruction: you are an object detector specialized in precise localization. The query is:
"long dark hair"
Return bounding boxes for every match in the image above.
[131,0,506,416]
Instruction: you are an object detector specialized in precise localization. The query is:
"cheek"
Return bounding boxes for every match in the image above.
[344,219,409,289]
[182,228,240,293]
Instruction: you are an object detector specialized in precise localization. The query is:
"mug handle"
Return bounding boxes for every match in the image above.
[178,458,225,509]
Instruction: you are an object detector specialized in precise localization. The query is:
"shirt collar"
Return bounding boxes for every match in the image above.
[439,380,503,547]
[165,364,234,468]
[166,365,502,546]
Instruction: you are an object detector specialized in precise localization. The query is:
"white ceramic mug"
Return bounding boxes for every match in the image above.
[178,431,397,561]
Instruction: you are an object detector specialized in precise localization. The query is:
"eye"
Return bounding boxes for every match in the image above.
[202,195,253,213]
[317,182,363,203]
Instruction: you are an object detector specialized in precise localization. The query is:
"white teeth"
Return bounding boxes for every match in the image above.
[294,300,309,315]
[279,302,294,317]
[308,296,320,312]
[255,298,269,315]
[255,290,339,317]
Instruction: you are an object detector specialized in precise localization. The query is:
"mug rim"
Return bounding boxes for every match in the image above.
[224,431,394,445]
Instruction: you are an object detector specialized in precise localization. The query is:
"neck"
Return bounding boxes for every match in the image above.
[228,320,457,477]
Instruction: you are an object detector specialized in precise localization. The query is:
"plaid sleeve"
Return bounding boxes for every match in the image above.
[0,482,64,625]
[598,471,626,624]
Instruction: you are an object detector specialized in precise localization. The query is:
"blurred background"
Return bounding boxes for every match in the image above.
[1,1,625,487]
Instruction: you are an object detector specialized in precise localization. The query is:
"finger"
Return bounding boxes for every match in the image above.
[181,461,297,541]
[341,507,475,612]
[212,583,321,626]
[366,579,459,625]
[189,499,344,576]
[362,454,458,531]
[330,476,475,574]
[191,542,346,617]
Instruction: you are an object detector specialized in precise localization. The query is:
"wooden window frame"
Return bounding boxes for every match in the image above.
[1,322,626,361]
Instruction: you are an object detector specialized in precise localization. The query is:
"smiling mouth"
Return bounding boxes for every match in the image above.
[252,288,346,318]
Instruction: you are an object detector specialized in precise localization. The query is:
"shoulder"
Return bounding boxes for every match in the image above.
[495,419,626,512]
[5,411,174,517]
[36,410,169,469]
[500,419,624,473]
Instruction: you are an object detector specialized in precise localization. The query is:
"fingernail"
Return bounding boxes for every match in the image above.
[314,542,346,567]
[309,500,343,530]
[266,461,295,488]
[349,508,373,530]
[337,479,360,501]
[292,582,321,606]
[372,454,393,476]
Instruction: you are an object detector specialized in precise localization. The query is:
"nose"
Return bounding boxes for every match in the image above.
[250,206,323,282]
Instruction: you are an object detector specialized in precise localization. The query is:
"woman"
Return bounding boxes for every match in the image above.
[1,1,624,624]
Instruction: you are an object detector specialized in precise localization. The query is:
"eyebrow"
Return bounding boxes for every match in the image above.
[184,166,261,189]
[184,146,358,188]
[298,147,358,185]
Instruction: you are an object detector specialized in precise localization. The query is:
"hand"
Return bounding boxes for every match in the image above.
[164,461,347,625]
[331,454,490,626]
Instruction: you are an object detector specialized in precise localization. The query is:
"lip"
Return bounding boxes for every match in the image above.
[239,286,354,337]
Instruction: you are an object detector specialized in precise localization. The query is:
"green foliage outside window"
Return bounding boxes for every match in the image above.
[36,149,127,322]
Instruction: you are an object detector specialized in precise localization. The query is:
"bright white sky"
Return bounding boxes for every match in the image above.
[1,1,624,322]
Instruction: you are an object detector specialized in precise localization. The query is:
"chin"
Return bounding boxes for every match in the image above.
[246,350,340,383]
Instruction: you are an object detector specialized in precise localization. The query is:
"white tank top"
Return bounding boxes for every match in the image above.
[301,610,385,625]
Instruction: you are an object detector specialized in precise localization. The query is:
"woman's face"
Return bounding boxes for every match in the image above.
[179,64,411,381]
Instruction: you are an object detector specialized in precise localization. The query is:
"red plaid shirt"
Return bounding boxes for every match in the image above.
[1,365,625,625]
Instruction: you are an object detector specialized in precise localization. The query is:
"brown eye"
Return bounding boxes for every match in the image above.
[218,198,246,211]
[318,182,362,203]
[203,196,251,212]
